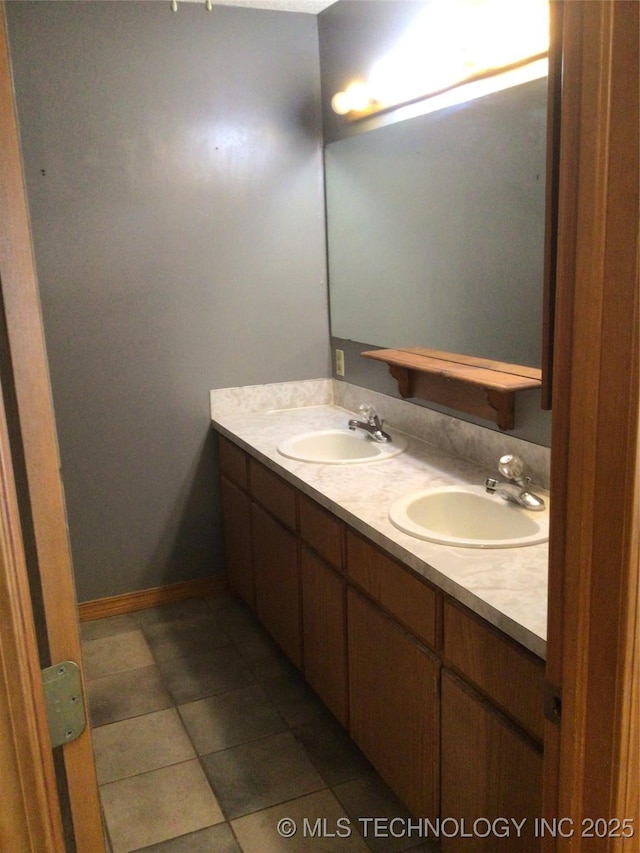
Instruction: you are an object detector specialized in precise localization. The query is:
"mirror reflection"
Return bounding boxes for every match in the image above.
[326,75,547,368]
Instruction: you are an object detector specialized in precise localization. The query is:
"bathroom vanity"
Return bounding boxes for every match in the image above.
[212,380,549,851]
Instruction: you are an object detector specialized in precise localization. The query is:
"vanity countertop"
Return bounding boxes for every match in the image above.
[210,384,548,659]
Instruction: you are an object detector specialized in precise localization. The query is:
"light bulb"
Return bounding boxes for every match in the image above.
[345,82,371,112]
[331,91,351,115]
[331,82,372,115]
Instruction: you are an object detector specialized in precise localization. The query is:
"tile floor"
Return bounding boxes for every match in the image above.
[81,593,440,853]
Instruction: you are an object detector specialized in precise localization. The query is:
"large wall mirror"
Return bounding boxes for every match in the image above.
[325,76,548,369]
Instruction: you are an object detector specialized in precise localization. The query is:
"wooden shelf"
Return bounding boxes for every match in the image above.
[361,347,542,430]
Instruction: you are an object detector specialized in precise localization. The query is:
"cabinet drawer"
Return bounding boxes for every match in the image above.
[443,601,544,742]
[218,436,248,490]
[346,531,439,649]
[249,459,297,531]
[299,495,344,571]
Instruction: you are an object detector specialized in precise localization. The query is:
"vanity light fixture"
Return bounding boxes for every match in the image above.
[331,0,549,119]
[170,0,214,11]
[330,82,375,116]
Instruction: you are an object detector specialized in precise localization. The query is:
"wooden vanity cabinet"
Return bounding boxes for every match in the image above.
[216,435,545,833]
[220,477,254,609]
[346,530,441,649]
[345,531,442,818]
[248,460,302,668]
[298,495,348,726]
[348,588,440,819]
[299,494,344,569]
[441,671,542,853]
[443,601,545,741]
[219,436,348,695]
[301,547,348,726]
[441,602,544,852]
[251,502,301,667]
[218,437,254,609]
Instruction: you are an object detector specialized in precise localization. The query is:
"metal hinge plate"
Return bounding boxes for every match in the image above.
[42,661,87,748]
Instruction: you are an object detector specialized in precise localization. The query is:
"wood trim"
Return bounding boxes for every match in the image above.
[540,0,564,409]
[0,351,64,852]
[615,431,640,849]
[0,8,104,850]
[544,2,639,849]
[78,575,229,622]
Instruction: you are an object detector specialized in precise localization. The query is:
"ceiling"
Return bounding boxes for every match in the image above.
[171,0,336,11]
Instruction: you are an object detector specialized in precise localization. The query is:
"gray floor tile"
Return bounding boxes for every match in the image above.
[178,683,286,754]
[235,632,299,682]
[207,596,269,643]
[262,670,327,727]
[81,614,139,642]
[333,774,436,853]
[86,665,174,727]
[131,822,241,853]
[101,760,224,853]
[142,614,231,664]
[293,710,372,787]
[93,708,195,784]
[90,598,438,853]
[157,643,255,704]
[83,630,154,680]
[201,730,325,819]
[231,790,371,853]
[134,598,216,627]
[205,592,249,619]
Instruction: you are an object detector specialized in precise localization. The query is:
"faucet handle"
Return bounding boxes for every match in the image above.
[358,403,377,424]
[498,454,527,484]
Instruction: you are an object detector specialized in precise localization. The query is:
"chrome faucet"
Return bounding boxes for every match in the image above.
[348,404,392,443]
[485,454,546,511]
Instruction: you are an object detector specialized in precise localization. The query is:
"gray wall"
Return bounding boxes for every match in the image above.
[8,1,330,602]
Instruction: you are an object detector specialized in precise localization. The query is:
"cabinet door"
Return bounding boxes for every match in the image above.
[251,502,301,668]
[220,476,254,609]
[348,589,440,818]
[301,548,347,726]
[441,670,542,853]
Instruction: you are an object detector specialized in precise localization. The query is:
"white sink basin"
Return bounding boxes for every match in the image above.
[277,429,407,464]
[389,485,549,548]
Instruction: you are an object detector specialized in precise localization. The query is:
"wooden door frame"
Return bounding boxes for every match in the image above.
[0,5,104,851]
[543,2,639,850]
[0,351,64,853]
